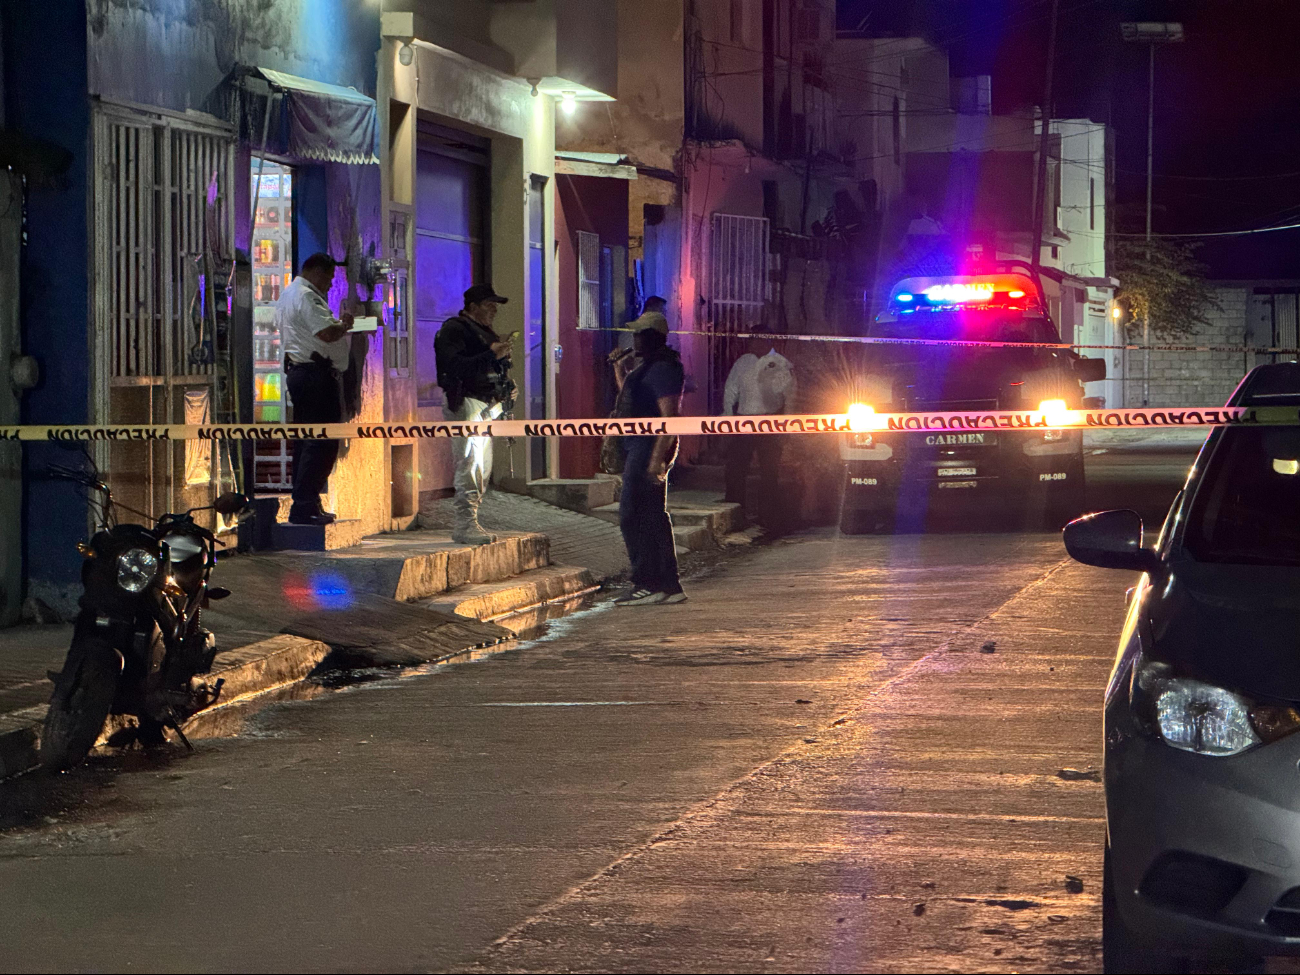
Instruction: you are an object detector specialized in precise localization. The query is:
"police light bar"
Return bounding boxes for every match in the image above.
[887,274,1041,310]
[925,283,993,303]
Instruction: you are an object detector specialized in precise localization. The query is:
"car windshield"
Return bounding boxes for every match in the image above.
[871,311,1057,345]
[1184,427,1300,566]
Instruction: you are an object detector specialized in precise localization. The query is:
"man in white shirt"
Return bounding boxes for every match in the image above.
[722,340,796,524]
[275,252,353,525]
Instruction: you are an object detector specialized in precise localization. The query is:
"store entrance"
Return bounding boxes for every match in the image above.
[251,159,295,490]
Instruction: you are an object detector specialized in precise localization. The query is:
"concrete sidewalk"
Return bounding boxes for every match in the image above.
[421,489,754,584]
[0,486,761,779]
[0,522,593,778]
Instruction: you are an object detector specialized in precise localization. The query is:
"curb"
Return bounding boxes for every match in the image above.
[0,632,335,779]
[423,565,599,623]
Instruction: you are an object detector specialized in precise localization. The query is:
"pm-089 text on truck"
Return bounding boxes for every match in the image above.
[839,268,1106,533]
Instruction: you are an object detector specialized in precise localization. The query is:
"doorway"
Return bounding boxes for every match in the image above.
[414,126,489,409]
[250,159,295,490]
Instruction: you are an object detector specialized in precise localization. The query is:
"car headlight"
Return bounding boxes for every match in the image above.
[116,548,159,593]
[1135,658,1300,756]
[847,402,876,432]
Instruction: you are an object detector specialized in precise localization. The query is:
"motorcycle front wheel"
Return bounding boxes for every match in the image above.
[39,637,122,771]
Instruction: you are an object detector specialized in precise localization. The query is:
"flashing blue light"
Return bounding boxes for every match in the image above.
[896,293,914,302]
[308,572,354,611]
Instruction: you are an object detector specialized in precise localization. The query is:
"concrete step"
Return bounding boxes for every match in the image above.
[672,524,714,553]
[525,478,618,515]
[271,519,368,552]
[669,503,744,536]
[422,564,598,623]
[590,499,743,539]
[257,494,368,553]
[220,530,552,606]
[590,503,619,526]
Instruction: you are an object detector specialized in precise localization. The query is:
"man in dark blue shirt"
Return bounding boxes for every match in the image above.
[610,307,686,606]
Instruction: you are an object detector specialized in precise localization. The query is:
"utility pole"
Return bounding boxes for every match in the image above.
[1030,0,1060,278]
[1122,22,1184,406]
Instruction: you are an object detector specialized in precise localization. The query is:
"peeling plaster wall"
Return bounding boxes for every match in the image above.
[556,0,682,173]
[86,0,378,108]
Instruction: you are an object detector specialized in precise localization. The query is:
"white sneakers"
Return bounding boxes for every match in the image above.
[614,589,688,607]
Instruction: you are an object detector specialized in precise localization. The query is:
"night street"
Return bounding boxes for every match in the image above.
[0,449,1190,973]
[6,0,1300,970]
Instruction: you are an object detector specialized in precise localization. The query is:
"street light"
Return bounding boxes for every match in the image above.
[1122,22,1184,406]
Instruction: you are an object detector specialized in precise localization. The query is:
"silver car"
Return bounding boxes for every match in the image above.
[1065,362,1300,973]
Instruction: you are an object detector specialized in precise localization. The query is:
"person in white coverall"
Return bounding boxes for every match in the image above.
[722,342,796,524]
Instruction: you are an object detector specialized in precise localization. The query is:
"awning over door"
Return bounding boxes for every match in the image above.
[240,67,379,165]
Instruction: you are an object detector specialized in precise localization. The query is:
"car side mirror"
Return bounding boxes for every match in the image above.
[1063,509,1165,575]
[214,492,250,516]
[1073,357,1107,383]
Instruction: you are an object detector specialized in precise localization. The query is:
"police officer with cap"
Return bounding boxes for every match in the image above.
[434,284,516,545]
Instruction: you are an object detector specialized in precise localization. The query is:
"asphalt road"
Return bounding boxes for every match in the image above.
[0,449,1194,974]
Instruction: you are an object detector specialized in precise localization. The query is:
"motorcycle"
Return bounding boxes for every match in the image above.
[41,454,249,770]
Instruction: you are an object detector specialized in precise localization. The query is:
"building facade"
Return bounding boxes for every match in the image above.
[4,0,388,615]
[378,1,617,493]
[1,0,617,619]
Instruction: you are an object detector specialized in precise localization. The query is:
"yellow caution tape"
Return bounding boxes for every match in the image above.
[2,406,1297,441]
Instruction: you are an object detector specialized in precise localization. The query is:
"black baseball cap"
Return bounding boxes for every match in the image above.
[464,284,509,306]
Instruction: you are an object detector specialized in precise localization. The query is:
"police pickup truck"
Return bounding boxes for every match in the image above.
[839,268,1106,533]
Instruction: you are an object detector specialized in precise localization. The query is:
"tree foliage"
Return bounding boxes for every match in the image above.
[1111,237,1221,340]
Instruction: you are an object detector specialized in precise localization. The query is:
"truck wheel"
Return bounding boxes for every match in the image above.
[40,639,122,771]
[839,507,892,535]
[1045,464,1087,529]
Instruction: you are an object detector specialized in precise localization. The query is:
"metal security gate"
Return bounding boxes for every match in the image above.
[708,213,769,329]
[708,213,770,411]
[91,102,236,520]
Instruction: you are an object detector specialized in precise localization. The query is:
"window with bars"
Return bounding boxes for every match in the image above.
[93,112,234,383]
[577,230,601,329]
[386,208,411,375]
[708,213,769,328]
[91,104,236,512]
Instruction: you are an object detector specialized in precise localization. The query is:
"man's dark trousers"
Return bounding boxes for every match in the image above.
[286,358,342,519]
[619,441,682,595]
[724,433,783,520]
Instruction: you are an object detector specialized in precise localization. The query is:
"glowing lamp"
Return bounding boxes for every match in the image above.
[560,91,577,116]
[896,293,914,302]
[1008,290,1026,299]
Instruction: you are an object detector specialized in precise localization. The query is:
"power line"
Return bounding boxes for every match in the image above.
[1120,167,1300,182]
[1077,222,1300,239]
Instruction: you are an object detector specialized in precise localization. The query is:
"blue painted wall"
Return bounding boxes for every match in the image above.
[3,0,381,608]
[4,0,93,598]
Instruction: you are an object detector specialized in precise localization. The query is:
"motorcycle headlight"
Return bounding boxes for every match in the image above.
[1135,658,1300,756]
[116,548,159,593]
